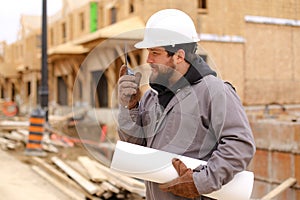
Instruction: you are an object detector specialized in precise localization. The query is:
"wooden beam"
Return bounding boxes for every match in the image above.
[51,156,99,195]
[69,59,79,73]
[56,60,70,75]
[32,157,100,199]
[67,160,90,179]
[128,52,138,67]
[92,160,146,196]
[261,178,297,200]
[48,62,54,104]
[69,58,84,81]
[78,156,108,182]
[93,160,144,189]
[101,181,120,194]
[33,71,40,107]
[115,45,129,67]
[67,159,119,196]
[105,49,116,68]
[67,73,73,105]
[31,165,84,200]
[93,47,106,70]
[53,69,58,103]
[62,59,72,74]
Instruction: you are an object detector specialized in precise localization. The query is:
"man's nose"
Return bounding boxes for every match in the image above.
[146,53,153,63]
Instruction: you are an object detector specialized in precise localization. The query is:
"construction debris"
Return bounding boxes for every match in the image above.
[0,118,146,200]
[0,120,29,130]
[52,156,100,195]
[31,165,86,200]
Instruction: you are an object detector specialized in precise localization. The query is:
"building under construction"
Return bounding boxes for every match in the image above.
[0,0,300,199]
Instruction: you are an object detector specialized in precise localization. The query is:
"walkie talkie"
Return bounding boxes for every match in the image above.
[124,44,134,76]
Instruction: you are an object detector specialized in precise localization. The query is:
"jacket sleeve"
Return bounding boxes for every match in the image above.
[193,81,256,194]
[118,101,147,146]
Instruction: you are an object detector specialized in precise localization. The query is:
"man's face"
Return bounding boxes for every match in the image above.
[146,47,175,87]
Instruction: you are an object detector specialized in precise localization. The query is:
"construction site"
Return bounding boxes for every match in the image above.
[0,0,300,199]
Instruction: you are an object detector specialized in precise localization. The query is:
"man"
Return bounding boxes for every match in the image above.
[117,9,255,200]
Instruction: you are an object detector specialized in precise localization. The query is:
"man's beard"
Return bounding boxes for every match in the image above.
[149,64,175,88]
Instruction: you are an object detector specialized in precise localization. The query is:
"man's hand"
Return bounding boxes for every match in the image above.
[118,65,142,109]
[159,158,200,198]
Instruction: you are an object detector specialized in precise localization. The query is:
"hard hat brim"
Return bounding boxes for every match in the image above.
[134,38,200,49]
[134,40,158,49]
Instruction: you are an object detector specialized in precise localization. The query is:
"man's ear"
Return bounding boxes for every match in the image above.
[175,49,185,64]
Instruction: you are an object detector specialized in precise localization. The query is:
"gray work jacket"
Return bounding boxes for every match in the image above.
[118,75,256,200]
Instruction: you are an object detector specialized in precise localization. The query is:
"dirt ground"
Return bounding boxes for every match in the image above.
[0,148,74,200]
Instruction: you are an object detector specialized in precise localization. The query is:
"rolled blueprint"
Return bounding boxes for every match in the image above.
[110,140,254,200]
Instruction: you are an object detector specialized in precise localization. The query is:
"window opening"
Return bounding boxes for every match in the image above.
[80,12,85,31]
[110,7,117,24]
[198,0,207,9]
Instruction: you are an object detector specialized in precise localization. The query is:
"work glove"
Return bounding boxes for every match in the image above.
[159,158,200,199]
[118,65,142,109]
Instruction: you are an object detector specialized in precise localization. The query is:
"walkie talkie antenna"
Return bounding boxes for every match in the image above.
[124,43,128,66]
[124,43,134,75]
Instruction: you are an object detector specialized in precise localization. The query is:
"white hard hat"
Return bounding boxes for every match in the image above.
[135,9,200,49]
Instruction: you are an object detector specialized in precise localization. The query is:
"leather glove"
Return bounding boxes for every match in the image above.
[159,158,200,199]
[118,65,142,109]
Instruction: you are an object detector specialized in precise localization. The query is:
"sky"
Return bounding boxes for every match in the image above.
[0,0,62,44]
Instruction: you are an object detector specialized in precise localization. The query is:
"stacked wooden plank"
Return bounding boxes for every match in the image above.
[0,128,60,153]
[0,120,29,131]
[0,119,146,199]
[31,156,146,200]
[0,130,27,150]
[0,119,30,150]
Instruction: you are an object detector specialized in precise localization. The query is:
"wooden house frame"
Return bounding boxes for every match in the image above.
[1,0,299,110]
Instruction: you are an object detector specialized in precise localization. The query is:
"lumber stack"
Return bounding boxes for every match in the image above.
[0,120,29,130]
[31,156,146,200]
[0,130,27,150]
[0,119,146,199]
[0,119,31,150]
[0,128,61,152]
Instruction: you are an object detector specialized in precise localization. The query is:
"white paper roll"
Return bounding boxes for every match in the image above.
[110,141,254,200]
